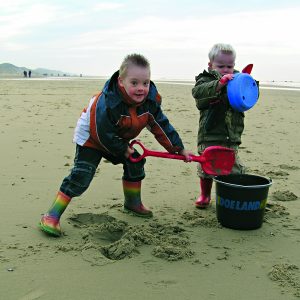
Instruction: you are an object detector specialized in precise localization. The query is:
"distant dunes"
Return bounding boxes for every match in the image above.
[0,63,74,77]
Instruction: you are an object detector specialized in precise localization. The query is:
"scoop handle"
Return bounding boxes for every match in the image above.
[129,140,203,163]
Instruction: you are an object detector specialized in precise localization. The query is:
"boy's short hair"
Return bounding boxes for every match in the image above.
[208,43,236,62]
[119,53,150,78]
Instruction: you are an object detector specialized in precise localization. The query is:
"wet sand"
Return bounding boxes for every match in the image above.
[0,78,299,299]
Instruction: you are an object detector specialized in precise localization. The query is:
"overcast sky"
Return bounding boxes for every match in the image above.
[1,0,299,81]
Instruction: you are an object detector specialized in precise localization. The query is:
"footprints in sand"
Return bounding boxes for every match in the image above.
[248,163,299,180]
[269,263,300,297]
[278,164,300,171]
[266,170,289,178]
[64,197,295,265]
[181,210,221,228]
[265,202,289,219]
[272,190,298,202]
[247,163,299,206]
[68,212,194,262]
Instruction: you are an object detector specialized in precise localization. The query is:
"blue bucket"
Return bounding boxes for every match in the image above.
[227,73,259,112]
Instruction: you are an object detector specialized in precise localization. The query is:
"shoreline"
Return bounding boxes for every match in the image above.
[1,76,300,91]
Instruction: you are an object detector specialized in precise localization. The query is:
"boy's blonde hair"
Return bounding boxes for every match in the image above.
[119,53,150,78]
[208,43,236,62]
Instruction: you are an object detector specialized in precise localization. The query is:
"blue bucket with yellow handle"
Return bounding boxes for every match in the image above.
[214,174,272,230]
[227,73,259,112]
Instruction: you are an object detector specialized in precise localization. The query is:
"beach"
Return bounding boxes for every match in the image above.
[0,78,299,299]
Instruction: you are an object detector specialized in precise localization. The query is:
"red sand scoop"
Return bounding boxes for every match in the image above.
[129,140,235,176]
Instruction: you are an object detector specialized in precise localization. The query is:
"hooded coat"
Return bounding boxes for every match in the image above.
[192,69,247,151]
[73,71,184,157]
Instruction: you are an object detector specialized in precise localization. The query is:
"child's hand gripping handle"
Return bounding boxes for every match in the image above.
[128,140,148,162]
